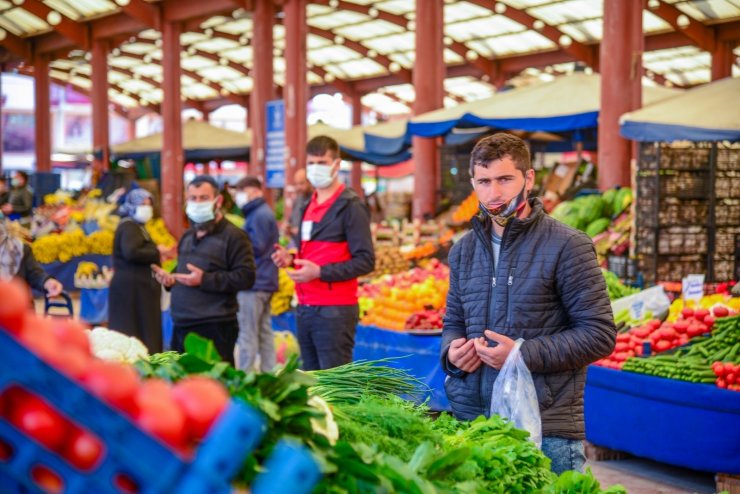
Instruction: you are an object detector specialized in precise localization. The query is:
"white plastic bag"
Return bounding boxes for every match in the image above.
[490,338,542,448]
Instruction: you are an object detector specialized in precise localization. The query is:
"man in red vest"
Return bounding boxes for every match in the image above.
[272,136,374,370]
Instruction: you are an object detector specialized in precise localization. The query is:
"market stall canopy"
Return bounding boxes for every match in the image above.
[111,120,252,161]
[407,73,682,137]
[620,77,740,142]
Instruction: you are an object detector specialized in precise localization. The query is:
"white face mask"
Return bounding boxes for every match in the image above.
[186,200,216,224]
[234,191,249,208]
[133,205,153,224]
[306,164,336,189]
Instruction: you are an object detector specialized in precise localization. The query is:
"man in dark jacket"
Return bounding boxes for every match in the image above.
[233,175,280,372]
[272,136,374,370]
[152,175,255,364]
[441,133,616,474]
[1,172,34,221]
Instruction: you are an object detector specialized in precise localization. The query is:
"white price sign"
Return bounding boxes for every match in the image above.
[682,274,705,303]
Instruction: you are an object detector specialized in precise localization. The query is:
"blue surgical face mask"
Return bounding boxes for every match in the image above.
[186,200,216,224]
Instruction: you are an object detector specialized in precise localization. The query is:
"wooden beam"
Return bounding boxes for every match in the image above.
[22,0,90,49]
[0,30,32,60]
[162,0,238,23]
[647,0,716,52]
[116,0,161,31]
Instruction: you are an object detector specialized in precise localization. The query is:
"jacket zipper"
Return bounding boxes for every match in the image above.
[506,266,516,327]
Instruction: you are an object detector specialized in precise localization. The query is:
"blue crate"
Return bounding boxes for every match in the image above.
[0,328,271,494]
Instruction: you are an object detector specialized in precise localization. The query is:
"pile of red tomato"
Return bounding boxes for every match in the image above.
[595,307,720,370]
[712,361,740,392]
[0,279,231,492]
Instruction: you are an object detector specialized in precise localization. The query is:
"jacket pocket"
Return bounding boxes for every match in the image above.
[444,372,483,420]
[532,373,554,410]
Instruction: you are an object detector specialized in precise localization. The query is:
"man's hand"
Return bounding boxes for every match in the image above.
[151,264,176,288]
[172,263,205,287]
[286,259,320,283]
[447,337,482,373]
[43,278,63,297]
[271,244,294,268]
[473,330,516,370]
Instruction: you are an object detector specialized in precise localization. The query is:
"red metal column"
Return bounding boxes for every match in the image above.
[127,118,137,141]
[250,0,275,188]
[597,0,642,190]
[161,20,185,239]
[350,91,364,199]
[34,55,51,173]
[711,41,733,80]
[283,0,307,191]
[91,38,110,181]
[412,0,444,219]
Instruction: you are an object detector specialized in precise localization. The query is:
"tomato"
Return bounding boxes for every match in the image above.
[726,373,736,385]
[616,333,630,343]
[614,342,629,352]
[172,377,229,440]
[113,473,139,494]
[51,320,91,355]
[49,346,91,380]
[18,316,57,361]
[0,279,29,335]
[723,362,736,375]
[694,308,710,320]
[82,361,139,414]
[713,306,729,318]
[135,394,186,448]
[717,378,727,389]
[9,394,68,452]
[649,319,662,330]
[31,465,64,494]
[681,308,694,319]
[0,438,13,461]
[62,428,104,471]
[654,340,671,352]
[673,320,689,334]
[659,327,677,340]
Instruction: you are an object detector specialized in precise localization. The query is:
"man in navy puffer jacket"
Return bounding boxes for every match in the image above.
[234,176,279,372]
[441,133,616,474]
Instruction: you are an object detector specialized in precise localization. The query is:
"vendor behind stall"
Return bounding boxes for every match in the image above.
[0,220,63,297]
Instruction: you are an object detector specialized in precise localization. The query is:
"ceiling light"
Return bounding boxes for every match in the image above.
[0,29,6,41]
[558,34,572,47]
[11,0,23,5]
[220,57,229,66]
[239,35,248,45]
[407,21,415,30]
[325,73,335,82]
[466,50,479,61]
[115,0,130,6]
[443,36,453,46]
[389,62,401,72]
[648,0,660,9]
[187,47,196,55]
[494,3,507,14]
[367,49,377,58]
[334,35,344,44]
[84,52,92,61]
[112,48,121,56]
[329,0,339,8]
[220,88,229,96]
[46,11,62,26]
[205,28,214,37]
[368,7,378,17]
[533,20,545,31]
[155,39,162,48]
[677,14,690,28]
[144,54,152,63]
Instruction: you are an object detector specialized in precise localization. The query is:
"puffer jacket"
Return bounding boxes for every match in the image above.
[440,198,616,439]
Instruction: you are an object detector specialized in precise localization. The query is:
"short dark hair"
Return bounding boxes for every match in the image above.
[306,135,339,160]
[469,133,531,177]
[188,175,219,194]
[236,175,262,190]
[16,171,29,182]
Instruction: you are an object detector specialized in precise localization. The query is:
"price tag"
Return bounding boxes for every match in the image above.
[554,164,570,178]
[630,300,645,321]
[301,221,313,242]
[682,274,705,303]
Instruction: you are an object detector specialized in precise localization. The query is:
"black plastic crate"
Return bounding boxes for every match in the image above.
[715,198,740,226]
[636,226,708,256]
[635,197,708,228]
[713,255,736,282]
[715,170,740,199]
[716,226,740,255]
[717,144,740,171]
[639,254,707,283]
[637,170,710,200]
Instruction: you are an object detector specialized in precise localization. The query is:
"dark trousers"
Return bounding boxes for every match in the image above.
[172,320,239,365]
[296,304,359,371]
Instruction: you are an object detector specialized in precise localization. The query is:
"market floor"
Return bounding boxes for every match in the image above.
[588,458,716,494]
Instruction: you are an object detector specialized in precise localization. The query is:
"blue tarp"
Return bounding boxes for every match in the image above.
[585,366,740,473]
[620,121,740,143]
[80,288,109,325]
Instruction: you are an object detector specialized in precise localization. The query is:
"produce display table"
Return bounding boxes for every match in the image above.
[585,365,740,474]
[270,314,450,411]
[40,254,112,293]
[353,325,449,411]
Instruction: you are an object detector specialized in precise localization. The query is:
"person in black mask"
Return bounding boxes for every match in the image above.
[440,133,615,475]
[151,175,256,364]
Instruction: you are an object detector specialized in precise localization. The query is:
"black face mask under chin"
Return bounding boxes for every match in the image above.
[479,184,528,227]
[193,219,217,235]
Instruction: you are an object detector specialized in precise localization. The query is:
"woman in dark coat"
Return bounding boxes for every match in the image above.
[108,189,162,352]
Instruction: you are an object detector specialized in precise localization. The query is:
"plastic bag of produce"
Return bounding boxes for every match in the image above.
[490,339,542,448]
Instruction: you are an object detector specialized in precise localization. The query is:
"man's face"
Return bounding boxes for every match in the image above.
[294,169,310,195]
[307,152,339,180]
[12,174,25,187]
[187,183,223,209]
[470,156,534,211]
[0,181,6,193]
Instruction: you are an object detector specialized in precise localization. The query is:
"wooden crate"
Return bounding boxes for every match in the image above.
[716,473,740,494]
